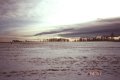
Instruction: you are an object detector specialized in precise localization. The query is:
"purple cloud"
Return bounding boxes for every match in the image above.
[34,18,120,37]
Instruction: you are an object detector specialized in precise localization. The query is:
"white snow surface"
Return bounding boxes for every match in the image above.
[0,42,120,80]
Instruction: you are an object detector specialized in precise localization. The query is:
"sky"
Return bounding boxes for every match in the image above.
[0,0,120,41]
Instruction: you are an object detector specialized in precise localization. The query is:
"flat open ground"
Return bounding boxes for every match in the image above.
[0,42,120,80]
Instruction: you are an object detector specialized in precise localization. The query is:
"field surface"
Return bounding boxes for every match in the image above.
[0,42,120,80]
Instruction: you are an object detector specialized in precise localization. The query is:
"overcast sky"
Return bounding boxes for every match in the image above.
[0,0,120,41]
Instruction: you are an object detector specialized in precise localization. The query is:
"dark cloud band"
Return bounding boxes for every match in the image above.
[34,18,120,37]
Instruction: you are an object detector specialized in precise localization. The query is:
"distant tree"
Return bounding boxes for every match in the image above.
[110,32,115,37]
[12,40,22,42]
[110,33,115,40]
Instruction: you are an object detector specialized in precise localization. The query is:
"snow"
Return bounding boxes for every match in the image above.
[0,42,120,80]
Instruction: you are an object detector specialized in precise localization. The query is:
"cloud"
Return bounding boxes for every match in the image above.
[34,17,120,37]
[0,0,45,37]
[0,0,42,19]
[0,0,61,36]
[34,28,74,36]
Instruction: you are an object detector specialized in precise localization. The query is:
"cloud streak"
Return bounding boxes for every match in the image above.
[34,18,120,37]
[34,28,74,36]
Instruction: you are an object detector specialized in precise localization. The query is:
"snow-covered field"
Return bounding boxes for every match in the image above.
[0,42,120,80]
